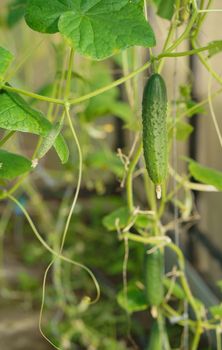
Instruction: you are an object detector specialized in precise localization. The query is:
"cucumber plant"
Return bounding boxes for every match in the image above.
[0,0,222,349]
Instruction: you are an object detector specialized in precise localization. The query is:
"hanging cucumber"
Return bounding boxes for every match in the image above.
[144,245,164,307]
[146,320,170,350]
[146,321,162,350]
[142,73,168,199]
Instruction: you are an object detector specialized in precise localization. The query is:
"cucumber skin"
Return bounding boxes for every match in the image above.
[146,321,162,350]
[144,246,164,306]
[142,73,168,186]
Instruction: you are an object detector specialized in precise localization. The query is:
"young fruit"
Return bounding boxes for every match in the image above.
[144,245,164,307]
[142,73,168,199]
[146,321,162,350]
[146,320,170,350]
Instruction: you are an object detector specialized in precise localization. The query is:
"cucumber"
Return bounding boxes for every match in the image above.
[142,73,168,199]
[146,321,162,350]
[146,320,170,350]
[144,245,164,306]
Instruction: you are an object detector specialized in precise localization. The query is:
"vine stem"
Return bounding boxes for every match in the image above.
[192,39,222,86]
[158,42,221,59]
[167,243,202,350]
[64,48,75,99]
[37,47,96,350]
[0,131,15,147]
[60,104,83,250]
[126,142,143,212]
[7,193,100,303]
[208,76,222,149]
[2,84,64,105]
[69,62,151,106]
[2,46,215,110]
[125,230,202,336]
[166,10,198,53]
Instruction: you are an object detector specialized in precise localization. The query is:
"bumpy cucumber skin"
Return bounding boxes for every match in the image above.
[142,73,168,186]
[144,246,164,306]
[146,321,162,350]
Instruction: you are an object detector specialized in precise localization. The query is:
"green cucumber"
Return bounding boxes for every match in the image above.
[146,320,170,350]
[146,321,162,350]
[144,245,164,306]
[142,73,168,199]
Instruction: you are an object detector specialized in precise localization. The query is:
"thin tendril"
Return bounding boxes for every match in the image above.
[208,75,222,149]
[7,193,100,303]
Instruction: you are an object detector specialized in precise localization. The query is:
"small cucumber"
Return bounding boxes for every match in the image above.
[142,73,168,199]
[146,320,170,350]
[144,245,164,306]
[146,321,162,350]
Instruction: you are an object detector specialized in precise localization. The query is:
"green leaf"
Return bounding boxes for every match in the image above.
[208,40,222,58]
[180,84,191,99]
[0,89,69,163]
[0,47,14,81]
[7,0,27,27]
[157,0,175,20]
[25,0,156,60]
[176,122,193,141]
[25,0,73,33]
[37,121,63,160]
[169,122,193,141]
[103,206,154,231]
[117,285,148,313]
[134,213,154,229]
[186,100,206,117]
[188,160,222,191]
[0,149,32,180]
[103,207,130,231]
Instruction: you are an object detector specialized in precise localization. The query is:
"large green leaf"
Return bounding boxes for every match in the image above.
[25,0,156,60]
[0,149,32,180]
[0,47,14,81]
[25,0,73,33]
[188,160,222,191]
[0,89,69,163]
[7,0,27,27]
